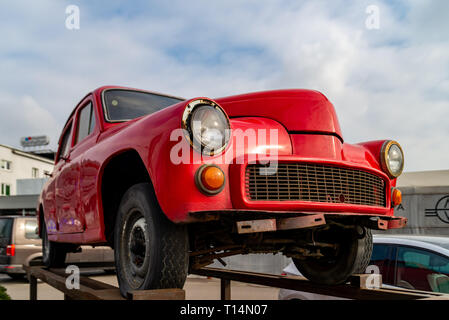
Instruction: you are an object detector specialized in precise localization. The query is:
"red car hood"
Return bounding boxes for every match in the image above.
[215,89,343,141]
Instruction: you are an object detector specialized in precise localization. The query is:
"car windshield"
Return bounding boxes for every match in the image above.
[103,89,184,122]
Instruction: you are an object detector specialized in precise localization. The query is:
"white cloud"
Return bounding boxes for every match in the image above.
[0,93,60,149]
[0,0,447,171]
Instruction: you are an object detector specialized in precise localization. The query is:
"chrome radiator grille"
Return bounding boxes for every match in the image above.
[245,163,386,207]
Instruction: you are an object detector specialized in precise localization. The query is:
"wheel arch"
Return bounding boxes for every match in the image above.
[25,253,43,267]
[99,148,156,246]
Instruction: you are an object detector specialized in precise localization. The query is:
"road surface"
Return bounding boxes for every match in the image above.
[0,272,279,300]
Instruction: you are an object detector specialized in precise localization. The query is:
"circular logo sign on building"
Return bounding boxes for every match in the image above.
[425,195,449,224]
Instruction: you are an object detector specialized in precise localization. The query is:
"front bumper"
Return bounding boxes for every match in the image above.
[189,209,407,231]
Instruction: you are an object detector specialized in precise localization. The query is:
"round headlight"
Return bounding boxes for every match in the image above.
[182,99,231,155]
[380,141,404,178]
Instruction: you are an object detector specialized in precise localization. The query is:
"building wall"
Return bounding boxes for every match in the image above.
[0,145,54,196]
[17,178,49,195]
[382,186,449,236]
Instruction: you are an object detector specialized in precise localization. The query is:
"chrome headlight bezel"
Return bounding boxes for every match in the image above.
[380,140,404,179]
[181,99,231,156]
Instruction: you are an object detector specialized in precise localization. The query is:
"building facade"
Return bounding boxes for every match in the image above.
[389,170,449,236]
[0,144,54,196]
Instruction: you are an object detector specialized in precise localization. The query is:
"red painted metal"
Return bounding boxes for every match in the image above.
[236,219,277,234]
[216,89,343,139]
[37,86,404,244]
[277,214,326,231]
[235,214,327,234]
[387,217,408,229]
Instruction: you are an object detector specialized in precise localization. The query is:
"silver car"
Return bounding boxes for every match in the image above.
[0,216,114,279]
[279,235,449,300]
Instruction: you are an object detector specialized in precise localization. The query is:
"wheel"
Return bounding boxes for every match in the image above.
[7,273,24,280]
[42,221,68,268]
[114,183,189,297]
[293,226,373,285]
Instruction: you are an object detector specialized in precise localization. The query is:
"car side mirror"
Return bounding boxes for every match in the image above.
[60,156,70,163]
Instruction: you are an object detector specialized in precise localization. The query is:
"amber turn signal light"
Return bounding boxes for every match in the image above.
[392,188,402,207]
[195,165,225,195]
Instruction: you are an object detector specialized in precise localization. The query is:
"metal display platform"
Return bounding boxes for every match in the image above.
[23,262,449,300]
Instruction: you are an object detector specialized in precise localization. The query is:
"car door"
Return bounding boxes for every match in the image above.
[69,96,99,234]
[54,117,84,234]
[42,174,58,234]
[11,218,42,266]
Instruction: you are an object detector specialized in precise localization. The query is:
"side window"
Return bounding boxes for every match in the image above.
[0,160,12,171]
[396,246,449,293]
[372,244,391,261]
[0,218,13,241]
[371,244,393,282]
[400,247,449,274]
[32,167,39,178]
[58,123,73,162]
[89,105,96,133]
[25,220,39,240]
[1,183,11,196]
[75,102,96,145]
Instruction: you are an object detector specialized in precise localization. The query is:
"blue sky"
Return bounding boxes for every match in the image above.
[0,0,448,172]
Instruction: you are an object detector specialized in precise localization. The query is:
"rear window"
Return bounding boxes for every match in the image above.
[0,218,13,240]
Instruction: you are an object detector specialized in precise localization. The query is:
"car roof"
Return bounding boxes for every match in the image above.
[373,234,449,255]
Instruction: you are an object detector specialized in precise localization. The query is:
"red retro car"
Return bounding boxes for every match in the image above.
[38,86,406,296]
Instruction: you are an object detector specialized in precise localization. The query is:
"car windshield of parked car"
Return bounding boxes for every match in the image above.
[103,89,184,122]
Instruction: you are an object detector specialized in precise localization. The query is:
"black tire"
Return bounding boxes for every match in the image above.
[42,222,67,268]
[293,226,373,285]
[114,183,189,297]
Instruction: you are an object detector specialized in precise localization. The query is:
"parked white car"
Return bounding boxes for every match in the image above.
[279,235,449,300]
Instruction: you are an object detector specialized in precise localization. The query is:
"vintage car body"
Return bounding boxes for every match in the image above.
[37,85,406,294]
